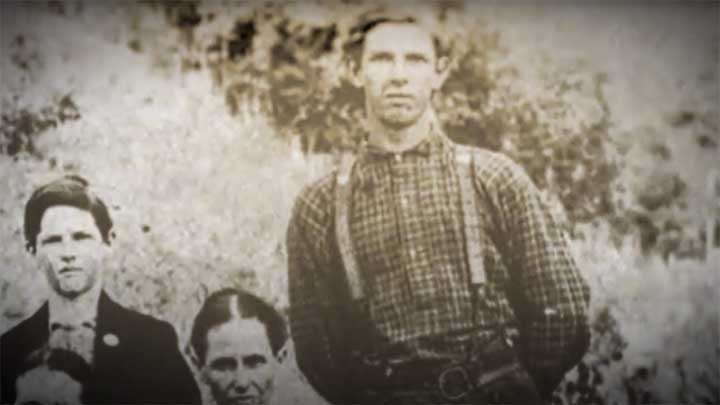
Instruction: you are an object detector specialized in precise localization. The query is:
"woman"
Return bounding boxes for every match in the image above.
[189,288,326,405]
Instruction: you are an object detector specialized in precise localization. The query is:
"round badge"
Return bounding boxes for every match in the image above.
[103,333,119,347]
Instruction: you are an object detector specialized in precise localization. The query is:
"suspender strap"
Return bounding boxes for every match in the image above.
[335,152,365,300]
[453,146,487,286]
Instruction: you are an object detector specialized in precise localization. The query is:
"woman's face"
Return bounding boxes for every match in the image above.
[201,318,277,405]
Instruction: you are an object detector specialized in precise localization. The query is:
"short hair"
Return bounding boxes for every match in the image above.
[190,288,288,364]
[16,347,91,399]
[342,8,451,72]
[24,174,113,254]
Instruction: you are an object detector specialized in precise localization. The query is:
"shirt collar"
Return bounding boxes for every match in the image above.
[359,124,448,162]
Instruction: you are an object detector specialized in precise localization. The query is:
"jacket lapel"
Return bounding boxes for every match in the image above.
[94,291,125,362]
[15,302,50,354]
[86,291,132,402]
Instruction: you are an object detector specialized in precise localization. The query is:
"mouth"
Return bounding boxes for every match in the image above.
[227,396,260,405]
[385,92,413,100]
[59,267,83,275]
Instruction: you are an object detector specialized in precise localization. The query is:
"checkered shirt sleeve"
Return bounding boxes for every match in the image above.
[477,151,591,391]
[286,175,347,402]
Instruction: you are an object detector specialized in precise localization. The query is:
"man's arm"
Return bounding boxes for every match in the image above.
[483,153,591,398]
[286,185,345,404]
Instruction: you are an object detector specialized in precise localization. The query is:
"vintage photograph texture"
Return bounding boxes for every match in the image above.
[1,1,718,404]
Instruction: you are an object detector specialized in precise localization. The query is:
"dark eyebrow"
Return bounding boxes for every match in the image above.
[406,52,429,62]
[40,235,62,245]
[368,51,393,60]
[72,231,94,240]
[210,356,237,369]
[243,354,268,366]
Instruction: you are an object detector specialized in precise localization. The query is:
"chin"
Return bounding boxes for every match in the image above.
[222,398,264,405]
[58,285,90,299]
[382,111,423,127]
[380,115,414,128]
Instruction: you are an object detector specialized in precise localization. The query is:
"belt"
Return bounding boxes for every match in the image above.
[355,334,525,402]
[380,358,525,401]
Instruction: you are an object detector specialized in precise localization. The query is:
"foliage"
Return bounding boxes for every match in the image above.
[556,226,719,404]
[165,1,619,231]
[1,95,81,158]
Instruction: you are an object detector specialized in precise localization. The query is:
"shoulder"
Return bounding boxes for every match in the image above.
[100,294,178,342]
[1,305,48,403]
[454,144,536,194]
[1,303,47,347]
[290,172,336,231]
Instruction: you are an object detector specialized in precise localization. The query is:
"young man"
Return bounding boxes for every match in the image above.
[286,9,591,404]
[1,175,201,404]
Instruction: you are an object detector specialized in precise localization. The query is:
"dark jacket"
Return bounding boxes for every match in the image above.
[1,291,201,404]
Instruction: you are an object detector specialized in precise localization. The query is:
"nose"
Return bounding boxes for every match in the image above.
[60,253,75,263]
[231,370,251,393]
[389,60,408,84]
[60,252,76,263]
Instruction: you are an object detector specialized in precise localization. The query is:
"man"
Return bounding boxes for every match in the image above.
[1,175,201,404]
[287,9,591,404]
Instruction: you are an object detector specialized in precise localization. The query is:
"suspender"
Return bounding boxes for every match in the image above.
[333,145,488,302]
[335,152,365,300]
[454,145,487,287]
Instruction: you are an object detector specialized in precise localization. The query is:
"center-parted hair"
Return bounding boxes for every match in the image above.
[24,174,113,254]
[190,288,288,364]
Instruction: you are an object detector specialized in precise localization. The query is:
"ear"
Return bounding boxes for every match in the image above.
[185,344,203,371]
[432,56,450,90]
[276,344,289,365]
[97,234,113,262]
[347,59,363,88]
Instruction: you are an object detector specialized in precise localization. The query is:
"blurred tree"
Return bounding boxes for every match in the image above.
[167,1,619,231]
[1,95,80,158]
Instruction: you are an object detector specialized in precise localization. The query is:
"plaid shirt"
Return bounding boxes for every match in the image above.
[287,133,590,401]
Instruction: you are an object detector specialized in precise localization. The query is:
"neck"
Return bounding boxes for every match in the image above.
[367,110,435,153]
[48,282,102,322]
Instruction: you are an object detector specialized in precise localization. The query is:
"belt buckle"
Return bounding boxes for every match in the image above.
[438,365,472,401]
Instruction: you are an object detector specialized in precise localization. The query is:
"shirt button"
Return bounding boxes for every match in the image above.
[401,197,408,207]
[544,307,558,316]
[394,154,402,163]
[409,249,417,259]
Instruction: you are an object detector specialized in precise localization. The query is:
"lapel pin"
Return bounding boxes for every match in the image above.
[103,333,119,347]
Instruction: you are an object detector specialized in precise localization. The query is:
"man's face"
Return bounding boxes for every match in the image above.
[36,206,109,299]
[359,22,442,130]
[15,367,83,405]
[202,318,277,405]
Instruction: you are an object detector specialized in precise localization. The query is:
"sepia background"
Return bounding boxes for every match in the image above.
[1,1,718,404]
